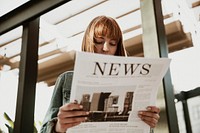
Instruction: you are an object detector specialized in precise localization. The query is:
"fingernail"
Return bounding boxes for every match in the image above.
[147,107,151,110]
[86,112,89,115]
[74,100,78,104]
[138,111,143,114]
[79,105,83,108]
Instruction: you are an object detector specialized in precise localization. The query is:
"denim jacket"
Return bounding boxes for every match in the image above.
[40,71,73,133]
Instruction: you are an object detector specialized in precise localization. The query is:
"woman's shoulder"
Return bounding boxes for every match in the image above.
[54,71,74,88]
[59,71,74,79]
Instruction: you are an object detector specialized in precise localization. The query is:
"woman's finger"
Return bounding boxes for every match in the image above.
[60,103,83,111]
[58,110,89,119]
[146,106,160,113]
[138,111,160,120]
[58,115,87,124]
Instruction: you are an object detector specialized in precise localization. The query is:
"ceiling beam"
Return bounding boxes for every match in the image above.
[0,0,71,35]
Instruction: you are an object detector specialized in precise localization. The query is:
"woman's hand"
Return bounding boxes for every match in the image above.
[138,106,160,128]
[55,101,89,132]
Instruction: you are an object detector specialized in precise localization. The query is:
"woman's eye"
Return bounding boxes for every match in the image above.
[94,37,117,46]
[94,38,105,44]
[110,41,117,46]
[96,41,104,44]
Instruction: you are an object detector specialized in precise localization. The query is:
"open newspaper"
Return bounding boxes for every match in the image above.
[68,51,171,133]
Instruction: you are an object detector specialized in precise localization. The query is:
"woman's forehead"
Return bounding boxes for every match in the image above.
[94,26,119,39]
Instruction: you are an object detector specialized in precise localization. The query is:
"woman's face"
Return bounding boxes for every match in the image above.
[93,36,118,55]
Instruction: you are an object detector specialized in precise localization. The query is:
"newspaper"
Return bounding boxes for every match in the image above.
[67,51,171,133]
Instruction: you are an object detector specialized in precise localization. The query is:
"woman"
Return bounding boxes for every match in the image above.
[40,16,160,133]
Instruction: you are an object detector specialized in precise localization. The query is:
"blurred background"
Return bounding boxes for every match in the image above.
[0,0,199,132]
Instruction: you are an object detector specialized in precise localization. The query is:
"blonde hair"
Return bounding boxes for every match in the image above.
[81,16,126,56]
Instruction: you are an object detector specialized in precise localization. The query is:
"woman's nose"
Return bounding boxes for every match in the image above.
[103,42,109,51]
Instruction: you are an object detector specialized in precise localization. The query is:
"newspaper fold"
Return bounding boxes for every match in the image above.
[68,51,171,133]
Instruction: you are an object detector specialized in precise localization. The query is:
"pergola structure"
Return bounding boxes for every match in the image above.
[0,0,199,132]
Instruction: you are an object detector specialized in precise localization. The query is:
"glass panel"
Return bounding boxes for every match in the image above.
[0,26,22,132]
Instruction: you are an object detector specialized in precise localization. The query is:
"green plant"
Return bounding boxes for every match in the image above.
[4,112,13,133]
[0,127,3,133]
[3,112,38,133]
